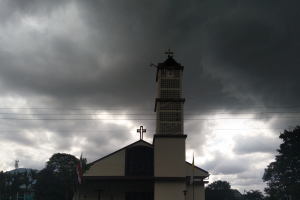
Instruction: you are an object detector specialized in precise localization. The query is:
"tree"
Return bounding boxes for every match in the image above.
[11,172,23,200]
[263,126,300,200]
[29,169,38,197]
[34,153,91,200]
[244,190,264,200]
[47,153,78,200]
[22,169,38,200]
[34,168,65,200]
[205,180,236,200]
[0,171,5,200]
[3,172,13,200]
[0,170,36,200]
[23,170,30,199]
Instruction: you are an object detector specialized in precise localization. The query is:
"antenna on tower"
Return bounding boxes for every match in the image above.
[150,63,157,68]
[15,160,19,169]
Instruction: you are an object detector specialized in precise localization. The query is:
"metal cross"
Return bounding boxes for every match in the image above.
[165,49,174,57]
[137,126,146,140]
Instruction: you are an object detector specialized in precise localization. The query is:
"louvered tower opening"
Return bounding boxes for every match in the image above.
[154,56,185,135]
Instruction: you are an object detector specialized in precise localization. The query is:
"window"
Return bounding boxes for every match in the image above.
[125,146,154,176]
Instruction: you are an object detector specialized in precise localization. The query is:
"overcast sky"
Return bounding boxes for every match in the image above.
[1,0,299,194]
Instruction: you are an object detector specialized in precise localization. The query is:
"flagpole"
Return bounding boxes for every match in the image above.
[77,152,83,200]
[191,153,194,200]
[193,177,195,200]
[193,177,194,200]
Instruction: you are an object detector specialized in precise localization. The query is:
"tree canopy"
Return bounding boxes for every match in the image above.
[0,169,38,200]
[205,180,236,200]
[262,126,300,200]
[244,190,264,200]
[35,153,91,200]
[34,168,65,200]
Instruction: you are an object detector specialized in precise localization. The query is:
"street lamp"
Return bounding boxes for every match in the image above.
[95,188,104,200]
[83,192,88,200]
[183,190,187,200]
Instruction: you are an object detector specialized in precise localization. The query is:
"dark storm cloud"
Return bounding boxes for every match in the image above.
[201,1,300,107]
[0,9,161,109]
[4,0,298,111]
[0,0,68,18]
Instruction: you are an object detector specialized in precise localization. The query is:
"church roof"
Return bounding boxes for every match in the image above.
[158,56,182,68]
[85,139,209,180]
[185,161,209,179]
[89,139,153,165]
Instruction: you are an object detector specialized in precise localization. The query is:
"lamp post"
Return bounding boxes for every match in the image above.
[183,190,187,200]
[83,193,87,200]
[95,188,104,200]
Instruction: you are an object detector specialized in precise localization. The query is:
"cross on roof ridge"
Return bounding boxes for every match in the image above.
[137,126,146,140]
[165,49,174,57]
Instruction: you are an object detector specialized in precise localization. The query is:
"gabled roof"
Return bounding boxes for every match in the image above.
[156,56,184,81]
[89,139,153,165]
[86,139,209,180]
[85,139,154,177]
[185,161,209,179]
[158,56,183,68]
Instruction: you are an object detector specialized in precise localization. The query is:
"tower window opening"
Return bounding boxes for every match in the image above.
[159,112,181,121]
[160,69,180,78]
[161,70,166,78]
[161,79,180,88]
[158,123,181,134]
[159,102,181,110]
[174,70,180,77]
[160,90,180,98]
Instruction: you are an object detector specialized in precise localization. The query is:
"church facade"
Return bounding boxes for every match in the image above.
[74,51,209,200]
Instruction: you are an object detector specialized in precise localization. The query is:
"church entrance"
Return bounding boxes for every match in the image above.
[125,192,154,200]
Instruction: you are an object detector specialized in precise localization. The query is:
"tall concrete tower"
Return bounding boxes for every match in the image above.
[153,50,187,200]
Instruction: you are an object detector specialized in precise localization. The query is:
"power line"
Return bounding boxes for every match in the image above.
[0,117,299,120]
[0,128,289,133]
[0,112,300,115]
[0,108,153,111]
[0,105,299,110]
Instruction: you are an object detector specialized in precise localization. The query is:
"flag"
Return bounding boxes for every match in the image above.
[190,153,194,185]
[77,152,83,184]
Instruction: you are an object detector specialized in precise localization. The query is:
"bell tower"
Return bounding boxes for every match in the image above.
[154,49,185,134]
[153,50,187,200]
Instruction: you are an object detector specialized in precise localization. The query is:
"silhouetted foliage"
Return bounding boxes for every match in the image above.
[34,153,92,200]
[0,171,8,200]
[205,180,236,200]
[0,170,36,200]
[262,126,300,200]
[11,172,23,200]
[244,190,264,200]
[34,168,65,200]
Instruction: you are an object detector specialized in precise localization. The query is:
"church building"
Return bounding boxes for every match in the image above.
[75,50,209,200]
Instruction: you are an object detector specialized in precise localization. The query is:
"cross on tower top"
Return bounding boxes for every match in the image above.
[137,126,146,140]
[165,49,174,57]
